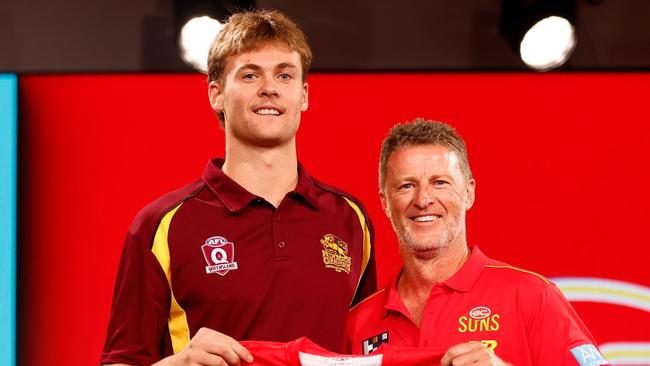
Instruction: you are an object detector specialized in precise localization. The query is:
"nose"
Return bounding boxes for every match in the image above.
[413,185,434,209]
[259,76,279,97]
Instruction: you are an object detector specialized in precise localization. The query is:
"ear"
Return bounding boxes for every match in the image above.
[301,82,309,112]
[379,190,390,217]
[464,178,476,211]
[208,81,224,113]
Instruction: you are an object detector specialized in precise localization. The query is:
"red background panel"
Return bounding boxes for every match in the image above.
[18,73,650,365]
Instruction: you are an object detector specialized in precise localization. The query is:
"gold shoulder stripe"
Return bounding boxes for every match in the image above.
[151,203,190,354]
[342,197,372,306]
[349,288,386,312]
[485,264,550,284]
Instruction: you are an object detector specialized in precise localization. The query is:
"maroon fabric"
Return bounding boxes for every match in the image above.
[345,246,607,366]
[101,159,376,365]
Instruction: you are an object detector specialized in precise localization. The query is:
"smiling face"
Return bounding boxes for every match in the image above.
[208,42,309,148]
[380,144,475,257]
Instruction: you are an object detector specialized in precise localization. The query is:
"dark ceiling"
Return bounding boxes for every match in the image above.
[1,0,649,73]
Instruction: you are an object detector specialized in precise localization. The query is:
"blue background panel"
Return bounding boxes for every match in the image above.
[0,74,17,366]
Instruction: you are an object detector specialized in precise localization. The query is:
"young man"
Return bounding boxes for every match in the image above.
[345,119,608,366]
[101,10,376,366]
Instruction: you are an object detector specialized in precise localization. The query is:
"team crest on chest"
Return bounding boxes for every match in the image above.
[201,236,238,276]
[320,234,351,274]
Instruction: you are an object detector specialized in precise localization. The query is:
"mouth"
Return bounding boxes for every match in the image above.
[253,106,283,116]
[410,214,442,223]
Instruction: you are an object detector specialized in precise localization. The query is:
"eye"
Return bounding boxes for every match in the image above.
[398,183,414,190]
[242,73,257,81]
[278,73,293,81]
[434,179,449,186]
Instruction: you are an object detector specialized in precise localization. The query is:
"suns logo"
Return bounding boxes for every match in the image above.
[458,306,500,333]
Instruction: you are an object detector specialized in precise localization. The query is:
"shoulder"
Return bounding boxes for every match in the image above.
[479,258,555,297]
[128,178,206,239]
[312,178,373,220]
[484,260,551,284]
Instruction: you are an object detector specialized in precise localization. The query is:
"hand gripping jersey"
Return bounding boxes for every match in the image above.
[345,246,611,366]
[242,337,443,366]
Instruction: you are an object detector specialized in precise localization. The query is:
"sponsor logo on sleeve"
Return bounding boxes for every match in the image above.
[362,332,389,355]
[570,344,609,366]
[458,306,501,333]
[320,234,351,274]
[201,236,238,276]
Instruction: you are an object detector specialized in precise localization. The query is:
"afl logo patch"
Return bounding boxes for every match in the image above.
[201,236,238,276]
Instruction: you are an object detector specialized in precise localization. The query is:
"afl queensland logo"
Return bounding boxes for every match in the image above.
[201,236,238,276]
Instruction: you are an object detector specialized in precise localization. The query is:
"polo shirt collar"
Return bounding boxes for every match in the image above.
[442,244,489,292]
[382,245,489,317]
[202,158,319,212]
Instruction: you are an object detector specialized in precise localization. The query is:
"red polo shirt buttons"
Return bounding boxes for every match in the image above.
[278,241,286,248]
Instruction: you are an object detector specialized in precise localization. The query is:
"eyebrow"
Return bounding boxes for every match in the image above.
[237,63,298,73]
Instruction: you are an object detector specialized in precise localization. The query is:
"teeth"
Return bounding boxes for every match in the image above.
[413,215,438,222]
[256,108,280,115]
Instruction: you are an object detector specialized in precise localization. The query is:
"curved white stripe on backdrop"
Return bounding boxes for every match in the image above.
[552,277,650,365]
[551,277,650,312]
[598,342,650,365]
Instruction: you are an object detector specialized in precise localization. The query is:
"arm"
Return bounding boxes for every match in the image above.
[526,284,609,366]
[151,328,253,366]
[103,329,253,366]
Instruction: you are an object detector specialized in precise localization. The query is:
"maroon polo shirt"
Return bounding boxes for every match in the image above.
[101,158,376,366]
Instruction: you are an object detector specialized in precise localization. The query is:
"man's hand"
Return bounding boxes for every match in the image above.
[154,328,253,366]
[440,342,511,366]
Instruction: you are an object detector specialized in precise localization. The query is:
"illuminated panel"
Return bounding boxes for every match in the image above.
[0,74,17,366]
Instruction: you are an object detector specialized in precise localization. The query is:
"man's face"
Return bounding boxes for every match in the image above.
[380,144,475,257]
[208,42,308,148]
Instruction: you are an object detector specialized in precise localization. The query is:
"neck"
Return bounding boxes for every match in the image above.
[223,138,298,208]
[400,243,470,289]
[397,243,470,326]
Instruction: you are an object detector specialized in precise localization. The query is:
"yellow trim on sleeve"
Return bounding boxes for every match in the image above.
[485,264,550,284]
[151,203,190,354]
[342,197,372,305]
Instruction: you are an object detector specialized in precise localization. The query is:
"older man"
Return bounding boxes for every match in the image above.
[345,119,608,366]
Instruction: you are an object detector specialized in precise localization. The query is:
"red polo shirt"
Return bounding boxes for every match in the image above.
[345,246,609,366]
[102,158,376,366]
[241,337,443,366]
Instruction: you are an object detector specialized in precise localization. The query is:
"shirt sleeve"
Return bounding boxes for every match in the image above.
[100,229,172,365]
[526,283,610,366]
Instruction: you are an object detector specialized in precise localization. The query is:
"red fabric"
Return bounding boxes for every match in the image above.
[345,246,608,366]
[242,337,443,366]
[101,159,376,365]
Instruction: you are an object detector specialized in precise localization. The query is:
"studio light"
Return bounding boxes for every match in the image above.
[174,0,255,73]
[500,0,577,71]
[179,16,223,73]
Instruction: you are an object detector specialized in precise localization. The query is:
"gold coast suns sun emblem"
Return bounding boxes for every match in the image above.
[320,234,351,274]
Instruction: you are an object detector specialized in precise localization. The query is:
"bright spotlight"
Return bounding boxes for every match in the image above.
[520,16,576,71]
[179,16,224,73]
[500,0,577,71]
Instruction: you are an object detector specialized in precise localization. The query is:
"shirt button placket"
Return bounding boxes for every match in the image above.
[272,210,287,257]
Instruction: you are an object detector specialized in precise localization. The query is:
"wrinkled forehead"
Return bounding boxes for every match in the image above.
[386,143,466,178]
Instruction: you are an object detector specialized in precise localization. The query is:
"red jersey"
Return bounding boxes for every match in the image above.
[102,159,376,365]
[242,337,443,366]
[345,246,610,366]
